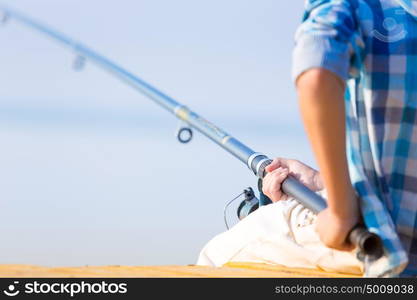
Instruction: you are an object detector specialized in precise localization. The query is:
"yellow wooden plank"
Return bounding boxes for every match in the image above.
[0,264,362,278]
[224,262,361,278]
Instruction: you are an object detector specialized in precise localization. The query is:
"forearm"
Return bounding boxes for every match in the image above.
[296,69,356,217]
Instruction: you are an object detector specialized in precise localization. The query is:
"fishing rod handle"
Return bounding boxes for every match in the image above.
[349,226,383,261]
[258,159,383,260]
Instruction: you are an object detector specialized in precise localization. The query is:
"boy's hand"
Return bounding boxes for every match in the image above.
[262,157,323,202]
[316,191,360,251]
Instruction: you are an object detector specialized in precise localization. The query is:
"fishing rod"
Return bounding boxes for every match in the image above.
[0,5,383,261]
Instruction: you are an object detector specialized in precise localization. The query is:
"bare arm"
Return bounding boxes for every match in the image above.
[296,68,359,251]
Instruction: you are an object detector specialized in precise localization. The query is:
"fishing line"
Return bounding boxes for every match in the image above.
[223,190,246,230]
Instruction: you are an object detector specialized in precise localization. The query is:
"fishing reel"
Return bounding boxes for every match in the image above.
[224,187,259,229]
[236,187,259,220]
[237,180,273,220]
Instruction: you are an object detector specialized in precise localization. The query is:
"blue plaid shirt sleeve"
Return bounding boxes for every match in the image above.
[292,0,360,82]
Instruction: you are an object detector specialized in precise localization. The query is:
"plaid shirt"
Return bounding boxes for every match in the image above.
[292,0,417,276]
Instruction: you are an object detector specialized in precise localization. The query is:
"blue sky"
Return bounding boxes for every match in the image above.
[0,0,315,266]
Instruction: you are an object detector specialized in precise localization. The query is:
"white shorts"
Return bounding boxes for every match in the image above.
[197,199,364,275]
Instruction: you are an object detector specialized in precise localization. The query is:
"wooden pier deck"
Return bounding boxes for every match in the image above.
[0,263,361,278]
